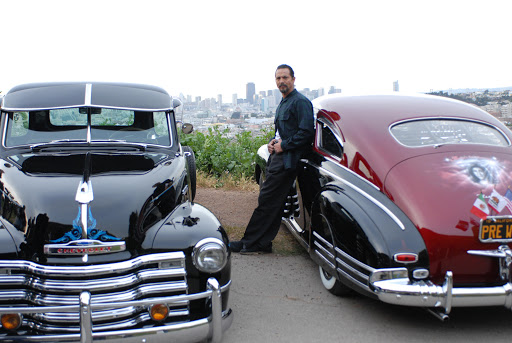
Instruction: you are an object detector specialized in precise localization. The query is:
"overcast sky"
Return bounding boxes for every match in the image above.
[1,0,511,101]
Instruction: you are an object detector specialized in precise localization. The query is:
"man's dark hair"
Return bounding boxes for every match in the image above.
[276,64,294,78]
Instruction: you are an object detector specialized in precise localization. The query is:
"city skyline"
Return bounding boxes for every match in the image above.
[0,1,510,101]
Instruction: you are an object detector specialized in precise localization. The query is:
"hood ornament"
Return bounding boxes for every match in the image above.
[44,178,126,258]
[76,180,94,241]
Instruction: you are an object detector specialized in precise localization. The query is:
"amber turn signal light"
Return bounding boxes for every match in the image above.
[1,313,22,330]
[149,304,169,322]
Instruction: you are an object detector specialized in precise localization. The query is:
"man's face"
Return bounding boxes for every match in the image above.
[275,68,295,96]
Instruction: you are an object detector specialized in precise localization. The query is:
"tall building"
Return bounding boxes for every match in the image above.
[217,94,222,107]
[393,81,399,92]
[232,94,237,105]
[328,86,341,94]
[246,82,255,104]
[273,89,282,103]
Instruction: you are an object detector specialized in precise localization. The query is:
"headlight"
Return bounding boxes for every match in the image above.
[193,238,228,273]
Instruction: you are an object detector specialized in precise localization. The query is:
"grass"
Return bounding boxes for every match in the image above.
[197,171,260,192]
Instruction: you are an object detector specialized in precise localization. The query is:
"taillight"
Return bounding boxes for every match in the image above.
[394,253,418,264]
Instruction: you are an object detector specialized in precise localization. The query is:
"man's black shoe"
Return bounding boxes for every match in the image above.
[229,240,243,252]
[240,243,272,255]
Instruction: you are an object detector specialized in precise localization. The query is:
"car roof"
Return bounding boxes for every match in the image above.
[313,93,512,188]
[313,93,502,127]
[1,82,173,111]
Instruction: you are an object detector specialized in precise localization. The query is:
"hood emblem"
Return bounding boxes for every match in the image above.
[44,239,126,256]
[44,178,125,256]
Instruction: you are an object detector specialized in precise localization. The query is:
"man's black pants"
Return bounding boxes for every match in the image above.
[241,153,296,249]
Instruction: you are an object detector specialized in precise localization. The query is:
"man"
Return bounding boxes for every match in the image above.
[230,64,315,254]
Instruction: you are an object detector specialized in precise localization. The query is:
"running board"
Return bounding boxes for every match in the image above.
[282,217,309,250]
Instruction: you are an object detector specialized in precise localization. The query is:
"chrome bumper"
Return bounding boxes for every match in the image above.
[0,278,232,343]
[371,269,512,314]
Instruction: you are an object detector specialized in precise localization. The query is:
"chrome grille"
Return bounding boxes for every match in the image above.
[0,252,188,333]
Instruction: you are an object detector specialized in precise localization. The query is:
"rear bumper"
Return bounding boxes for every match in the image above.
[372,270,512,314]
[0,278,232,343]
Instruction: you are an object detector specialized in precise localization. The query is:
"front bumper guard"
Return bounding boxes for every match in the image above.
[371,269,512,315]
[0,278,232,343]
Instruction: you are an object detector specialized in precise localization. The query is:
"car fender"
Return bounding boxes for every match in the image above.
[310,185,387,268]
[310,182,428,293]
[147,202,229,251]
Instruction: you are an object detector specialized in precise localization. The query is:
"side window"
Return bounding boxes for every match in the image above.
[320,123,343,158]
[8,112,29,137]
[154,112,169,136]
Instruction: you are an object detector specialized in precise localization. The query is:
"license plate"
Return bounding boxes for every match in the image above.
[479,216,512,243]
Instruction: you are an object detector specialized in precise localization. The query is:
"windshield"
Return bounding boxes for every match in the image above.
[390,119,509,147]
[4,108,171,147]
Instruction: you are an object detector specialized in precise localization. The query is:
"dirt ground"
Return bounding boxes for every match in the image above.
[195,187,259,229]
[195,187,303,254]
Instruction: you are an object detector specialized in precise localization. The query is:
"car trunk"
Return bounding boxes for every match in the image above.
[384,148,512,285]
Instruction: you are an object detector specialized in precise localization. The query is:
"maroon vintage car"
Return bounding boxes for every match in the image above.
[255,92,512,320]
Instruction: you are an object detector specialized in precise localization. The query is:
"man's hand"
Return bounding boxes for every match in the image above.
[273,139,283,154]
[267,139,283,154]
[267,140,276,154]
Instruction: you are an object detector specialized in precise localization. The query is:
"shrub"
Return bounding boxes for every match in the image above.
[180,126,273,180]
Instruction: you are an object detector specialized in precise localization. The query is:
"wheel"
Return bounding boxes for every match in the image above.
[318,265,352,296]
[182,146,196,201]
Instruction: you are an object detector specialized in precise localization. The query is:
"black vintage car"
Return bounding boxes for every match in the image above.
[0,82,232,342]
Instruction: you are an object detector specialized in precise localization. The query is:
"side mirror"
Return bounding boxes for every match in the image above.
[172,98,182,109]
[182,123,194,134]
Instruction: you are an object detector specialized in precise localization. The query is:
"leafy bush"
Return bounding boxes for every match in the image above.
[180,126,273,180]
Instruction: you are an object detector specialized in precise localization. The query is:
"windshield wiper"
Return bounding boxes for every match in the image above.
[30,139,86,151]
[91,140,147,151]
[30,139,146,152]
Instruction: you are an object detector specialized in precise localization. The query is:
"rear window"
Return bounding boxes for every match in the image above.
[390,119,509,147]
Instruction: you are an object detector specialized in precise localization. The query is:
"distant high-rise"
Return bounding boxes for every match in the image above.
[246,82,255,104]
[232,94,237,105]
[393,81,399,92]
[217,94,222,107]
[328,86,341,94]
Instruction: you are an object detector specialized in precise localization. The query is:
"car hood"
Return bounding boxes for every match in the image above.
[0,152,185,259]
[384,149,512,284]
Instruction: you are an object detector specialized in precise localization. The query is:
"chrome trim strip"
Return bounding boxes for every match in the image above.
[336,266,370,291]
[313,240,335,262]
[335,246,376,274]
[314,250,335,270]
[336,257,371,282]
[2,105,173,112]
[84,84,92,106]
[320,155,381,191]
[312,231,334,249]
[0,275,187,295]
[318,165,406,230]
[0,252,185,276]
